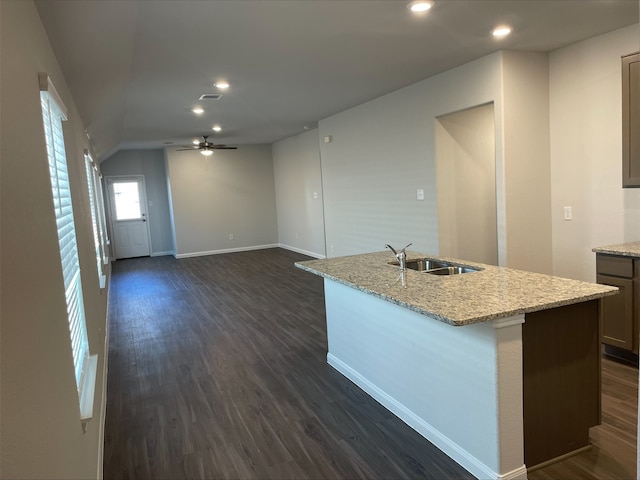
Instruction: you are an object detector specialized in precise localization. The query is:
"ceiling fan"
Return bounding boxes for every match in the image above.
[177,135,238,156]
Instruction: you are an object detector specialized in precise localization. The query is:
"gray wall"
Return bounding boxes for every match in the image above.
[501,51,552,273]
[315,50,553,274]
[165,145,278,257]
[271,27,639,280]
[272,129,326,258]
[550,24,640,281]
[100,149,174,256]
[318,53,504,260]
[436,103,498,265]
[1,1,109,478]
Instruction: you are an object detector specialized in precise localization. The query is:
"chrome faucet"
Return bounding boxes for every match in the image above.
[385,243,412,271]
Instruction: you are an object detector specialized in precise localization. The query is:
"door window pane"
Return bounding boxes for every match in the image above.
[113,182,141,220]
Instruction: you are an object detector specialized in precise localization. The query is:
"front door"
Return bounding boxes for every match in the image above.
[107,176,151,259]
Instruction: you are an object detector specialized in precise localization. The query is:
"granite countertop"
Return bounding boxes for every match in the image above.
[593,241,640,258]
[296,251,617,327]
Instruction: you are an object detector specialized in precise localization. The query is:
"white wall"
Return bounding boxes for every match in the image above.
[272,128,326,258]
[0,1,109,478]
[165,145,278,257]
[100,149,174,256]
[550,24,640,281]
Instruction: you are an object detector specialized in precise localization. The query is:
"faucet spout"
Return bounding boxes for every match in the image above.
[386,242,412,288]
[386,243,413,272]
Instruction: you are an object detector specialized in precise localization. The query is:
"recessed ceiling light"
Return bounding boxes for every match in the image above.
[191,107,204,114]
[212,125,222,132]
[492,25,512,38]
[214,82,230,89]
[408,1,434,13]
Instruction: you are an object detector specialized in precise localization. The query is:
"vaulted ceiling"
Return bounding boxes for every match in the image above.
[35,0,638,160]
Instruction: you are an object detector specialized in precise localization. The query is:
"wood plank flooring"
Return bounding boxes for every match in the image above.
[104,248,637,479]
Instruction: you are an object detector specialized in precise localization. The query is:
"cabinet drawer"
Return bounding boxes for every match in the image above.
[596,254,633,278]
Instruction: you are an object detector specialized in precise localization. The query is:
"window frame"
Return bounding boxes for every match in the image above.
[84,151,107,288]
[39,73,97,422]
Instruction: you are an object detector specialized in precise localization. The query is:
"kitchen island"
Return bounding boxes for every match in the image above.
[296,251,617,480]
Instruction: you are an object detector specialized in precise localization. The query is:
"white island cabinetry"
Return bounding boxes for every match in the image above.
[297,251,617,480]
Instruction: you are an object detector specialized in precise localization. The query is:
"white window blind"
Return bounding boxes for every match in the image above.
[84,152,104,286]
[96,172,110,265]
[39,73,90,391]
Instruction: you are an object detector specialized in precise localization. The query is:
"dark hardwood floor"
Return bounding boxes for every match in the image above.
[104,248,637,479]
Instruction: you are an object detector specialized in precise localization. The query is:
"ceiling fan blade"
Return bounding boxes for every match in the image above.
[176,147,200,151]
[214,146,238,150]
[213,144,238,149]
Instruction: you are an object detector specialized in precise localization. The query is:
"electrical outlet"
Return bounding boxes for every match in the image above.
[330,245,334,253]
[229,233,234,240]
[295,232,299,239]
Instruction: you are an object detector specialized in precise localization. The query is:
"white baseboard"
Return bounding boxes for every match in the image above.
[97,274,111,480]
[151,251,174,257]
[175,243,280,259]
[327,353,527,480]
[278,243,326,259]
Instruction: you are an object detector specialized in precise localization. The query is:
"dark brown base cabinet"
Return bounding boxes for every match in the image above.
[596,253,638,353]
[523,300,601,468]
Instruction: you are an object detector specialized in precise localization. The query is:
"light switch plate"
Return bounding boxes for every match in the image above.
[417,189,424,201]
[563,206,572,220]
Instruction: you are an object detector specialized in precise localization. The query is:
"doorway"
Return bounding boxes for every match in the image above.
[435,103,498,265]
[106,175,151,259]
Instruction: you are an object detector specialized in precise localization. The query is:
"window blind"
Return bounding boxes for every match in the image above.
[93,168,109,264]
[96,173,110,264]
[84,153,103,281]
[39,74,90,391]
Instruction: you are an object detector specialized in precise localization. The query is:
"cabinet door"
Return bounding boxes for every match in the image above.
[598,274,634,350]
[622,52,639,187]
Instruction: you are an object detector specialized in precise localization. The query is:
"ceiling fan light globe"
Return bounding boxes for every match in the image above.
[492,25,512,38]
[408,1,433,13]
[201,149,214,156]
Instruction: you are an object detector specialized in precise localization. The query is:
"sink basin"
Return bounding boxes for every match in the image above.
[388,258,480,275]
[407,259,449,271]
[425,266,478,275]
[389,259,447,271]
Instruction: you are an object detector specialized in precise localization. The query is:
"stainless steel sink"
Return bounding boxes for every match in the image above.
[388,258,480,275]
[400,259,449,271]
[425,266,478,275]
